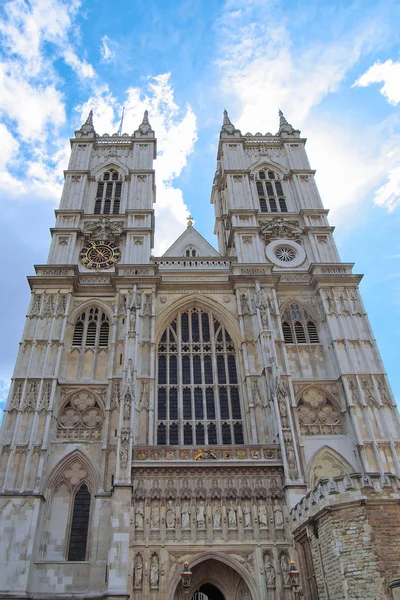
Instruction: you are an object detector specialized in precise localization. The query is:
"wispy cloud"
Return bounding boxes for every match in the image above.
[100,35,116,63]
[216,0,400,221]
[353,59,400,105]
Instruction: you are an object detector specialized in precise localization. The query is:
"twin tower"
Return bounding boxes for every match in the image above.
[0,108,399,600]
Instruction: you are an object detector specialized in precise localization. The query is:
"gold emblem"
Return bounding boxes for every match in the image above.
[137,451,147,460]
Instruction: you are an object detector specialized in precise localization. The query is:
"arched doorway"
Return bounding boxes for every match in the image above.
[172,557,253,600]
[192,583,225,599]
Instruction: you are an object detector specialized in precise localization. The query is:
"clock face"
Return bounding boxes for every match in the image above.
[79,240,121,270]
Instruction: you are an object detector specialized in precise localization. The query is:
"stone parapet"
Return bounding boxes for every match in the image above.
[291,472,400,531]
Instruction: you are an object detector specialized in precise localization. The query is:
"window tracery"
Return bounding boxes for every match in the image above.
[156,308,244,446]
[94,169,122,215]
[281,303,319,344]
[256,169,287,213]
[297,388,342,435]
[72,307,109,348]
[57,390,104,440]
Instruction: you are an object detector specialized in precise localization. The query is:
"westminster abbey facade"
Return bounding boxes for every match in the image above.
[0,109,400,600]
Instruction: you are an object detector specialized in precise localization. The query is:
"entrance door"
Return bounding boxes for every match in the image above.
[192,583,225,600]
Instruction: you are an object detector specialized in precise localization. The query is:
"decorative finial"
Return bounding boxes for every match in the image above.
[137,109,153,134]
[223,109,231,126]
[221,109,236,134]
[278,109,288,126]
[76,109,95,137]
[187,215,194,227]
[277,108,297,136]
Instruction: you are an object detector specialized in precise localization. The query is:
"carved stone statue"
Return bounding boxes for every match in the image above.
[240,293,251,316]
[286,443,296,470]
[149,553,159,588]
[150,504,160,529]
[181,501,190,529]
[196,500,205,528]
[212,503,222,529]
[273,501,284,529]
[258,503,268,527]
[133,553,143,589]
[228,501,237,527]
[264,554,276,587]
[243,502,251,528]
[280,554,290,586]
[135,502,144,529]
[166,500,175,529]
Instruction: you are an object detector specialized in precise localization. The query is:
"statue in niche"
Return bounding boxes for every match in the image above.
[243,502,251,528]
[166,500,175,529]
[280,554,290,586]
[196,500,205,528]
[181,501,190,529]
[286,443,296,470]
[228,501,237,527]
[378,380,389,404]
[143,294,152,317]
[338,292,350,313]
[349,379,361,404]
[256,288,270,328]
[135,502,144,529]
[212,503,222,529]
[258,502,268,527]
[251,378,263,409]
[273,501,284,529]
[350,292,361,313]
[240,293,251,316]
[149,554,159,588]
[264,554,276,587]
[151,504,160,529]
[326,293,335,314]
[133,553,143,589]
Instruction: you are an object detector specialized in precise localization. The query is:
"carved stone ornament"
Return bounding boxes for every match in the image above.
[57,389,104,440]
[259,217,303,244]
[119,428,130,469]
[133,552,143,589]
[82,217,124,244]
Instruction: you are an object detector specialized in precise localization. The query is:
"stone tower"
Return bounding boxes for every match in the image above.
[0,109,399,600]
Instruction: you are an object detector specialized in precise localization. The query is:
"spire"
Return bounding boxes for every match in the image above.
[277,108,299,137]
[278,109,288,127]
[75,109,95,137]
[137,110,153,134]
[85,109,93,127]
[221,109,236,134]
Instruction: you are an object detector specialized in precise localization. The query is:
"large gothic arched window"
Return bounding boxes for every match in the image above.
[156,308,244,446]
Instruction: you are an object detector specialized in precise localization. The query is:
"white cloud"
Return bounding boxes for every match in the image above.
[78,74,198,254]
[216,0,400,221]
[374,163,400,211]
[352,59,400,105]
[100,35,115,63]
[63,48,96,79]
[217,0,381,131]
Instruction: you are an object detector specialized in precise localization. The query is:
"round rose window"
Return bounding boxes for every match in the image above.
[274,245,296,262]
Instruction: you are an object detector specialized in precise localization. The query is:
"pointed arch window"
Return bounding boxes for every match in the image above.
[72,308,110,348]
[256,169,287,213]
[282,303,319,345]
[67,483,91,561]
[94,169,122,215]
[156,308,244,445]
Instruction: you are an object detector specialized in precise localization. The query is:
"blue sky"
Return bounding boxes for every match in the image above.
[1,0,400,418]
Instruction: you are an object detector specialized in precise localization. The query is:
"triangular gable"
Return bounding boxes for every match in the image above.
[162,226,221,257]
